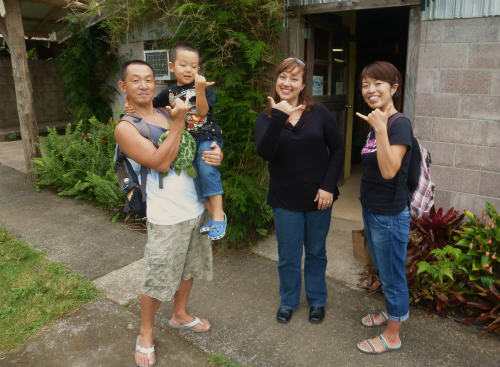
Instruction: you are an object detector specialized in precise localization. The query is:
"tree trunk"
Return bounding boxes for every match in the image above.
[4,0,40,184]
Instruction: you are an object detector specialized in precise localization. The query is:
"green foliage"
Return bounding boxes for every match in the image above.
[56,24,118,123]
[207,353,242,367]
[453,202,500,289]
[0,227,101,352]
[162,0,283,244]
[32,117,123,209]
[86,0,284,245]
[417,245,468,283]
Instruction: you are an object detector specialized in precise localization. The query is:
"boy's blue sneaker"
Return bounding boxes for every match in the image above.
[200,218,213,235]
[208,214,227,241]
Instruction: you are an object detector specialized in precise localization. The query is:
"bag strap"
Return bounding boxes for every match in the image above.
[156,108,170,121]
[119,114,154,201]
[386,112,413,206]
[387,112,404,131]
[120,114,152,141]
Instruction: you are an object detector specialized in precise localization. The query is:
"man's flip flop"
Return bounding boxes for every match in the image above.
[135,335,155,367]
[361,311,388,327]
[356,334,402,354]
[168,316,210,333]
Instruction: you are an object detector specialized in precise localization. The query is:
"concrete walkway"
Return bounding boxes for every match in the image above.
[0,141,498,367]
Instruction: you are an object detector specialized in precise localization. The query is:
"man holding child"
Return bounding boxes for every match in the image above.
[115,59,223,367]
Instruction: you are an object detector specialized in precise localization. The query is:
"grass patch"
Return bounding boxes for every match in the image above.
[0,227,102,352]
[207,353,242,367]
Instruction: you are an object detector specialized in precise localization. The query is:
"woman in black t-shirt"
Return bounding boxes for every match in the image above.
[355,61,412,354]
[255,58,344,325]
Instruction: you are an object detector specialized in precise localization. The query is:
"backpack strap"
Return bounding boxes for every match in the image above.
[153,108,170,189]
[386,112,413,207]
[156,108,170,120]
[120,114,152,141]
[119,114,155,202]
[387,112,404,131]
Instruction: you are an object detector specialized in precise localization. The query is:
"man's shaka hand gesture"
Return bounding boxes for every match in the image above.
[166,98,190,129]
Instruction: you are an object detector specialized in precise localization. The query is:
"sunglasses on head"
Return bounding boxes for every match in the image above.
[283,57,305,66]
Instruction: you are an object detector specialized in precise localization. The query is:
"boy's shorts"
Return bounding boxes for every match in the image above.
[142,212,213,302]
[193,140,224,202]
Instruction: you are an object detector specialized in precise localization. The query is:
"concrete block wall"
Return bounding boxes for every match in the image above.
[414,17,500,215]
[0,58,68,130]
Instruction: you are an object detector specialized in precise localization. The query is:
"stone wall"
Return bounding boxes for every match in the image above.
[0,58,68,130]
[414,17,500,215]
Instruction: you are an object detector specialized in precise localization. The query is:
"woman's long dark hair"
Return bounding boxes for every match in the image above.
[360,61,403,111]
[267,58,315,117]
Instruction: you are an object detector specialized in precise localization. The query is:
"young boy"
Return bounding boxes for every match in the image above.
[126,42,226,240]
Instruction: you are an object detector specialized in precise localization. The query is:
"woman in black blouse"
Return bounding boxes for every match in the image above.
[254,57,344,324]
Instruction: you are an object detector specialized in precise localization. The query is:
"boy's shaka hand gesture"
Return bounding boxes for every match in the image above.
[195,74,215,90]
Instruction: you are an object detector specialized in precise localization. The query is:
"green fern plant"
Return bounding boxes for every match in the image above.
[33,117,123,209]
[417,245,468,283]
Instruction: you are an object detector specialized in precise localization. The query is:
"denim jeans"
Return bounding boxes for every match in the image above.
[362,206,411,322]
[193,140,223,202]
[273,207,332,310]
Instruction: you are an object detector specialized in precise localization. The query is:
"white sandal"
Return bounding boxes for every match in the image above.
[135,335,155,367]
[168,316,210,332]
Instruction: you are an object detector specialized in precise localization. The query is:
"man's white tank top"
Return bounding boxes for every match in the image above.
[126,122,204,225]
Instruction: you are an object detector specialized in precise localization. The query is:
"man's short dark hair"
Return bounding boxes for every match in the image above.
[169,42,199,63]
[120,60,155,81]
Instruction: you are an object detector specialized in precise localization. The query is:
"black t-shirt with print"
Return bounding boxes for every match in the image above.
[153,83,223,143]
[360,115,413,215]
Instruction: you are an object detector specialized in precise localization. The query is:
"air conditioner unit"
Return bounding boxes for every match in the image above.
[144,49,172,80]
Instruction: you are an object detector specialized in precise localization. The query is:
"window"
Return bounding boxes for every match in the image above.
[144,49,172,80]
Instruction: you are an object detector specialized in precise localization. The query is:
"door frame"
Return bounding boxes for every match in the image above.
[285,3,421,179]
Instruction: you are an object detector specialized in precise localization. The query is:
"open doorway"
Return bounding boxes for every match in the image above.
[302,6,411,222]
[351,7,409,169]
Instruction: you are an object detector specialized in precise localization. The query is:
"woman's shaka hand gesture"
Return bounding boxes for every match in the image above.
[355,103,394,134]
[267,96,305,116]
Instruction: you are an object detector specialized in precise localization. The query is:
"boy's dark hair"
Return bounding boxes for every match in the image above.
[120,60,155,81]
[169,42,199,63]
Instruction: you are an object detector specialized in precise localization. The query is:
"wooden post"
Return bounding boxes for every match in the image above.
[403,5,421,122]
[3,0,40,184]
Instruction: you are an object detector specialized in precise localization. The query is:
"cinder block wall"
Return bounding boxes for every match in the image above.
[0,58,68,130]
[414,17,500,215]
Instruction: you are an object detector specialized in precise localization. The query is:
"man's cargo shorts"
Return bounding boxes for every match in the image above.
[142,212,213,301]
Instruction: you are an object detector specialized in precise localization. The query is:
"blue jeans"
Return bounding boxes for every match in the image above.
[362,206,411,322]
[193,140,223,202]
[273,207,332,310]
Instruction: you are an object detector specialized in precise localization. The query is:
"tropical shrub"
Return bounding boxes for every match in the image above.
[33,117,123,211]
[453,202,500,289]
[406,207,464,300]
